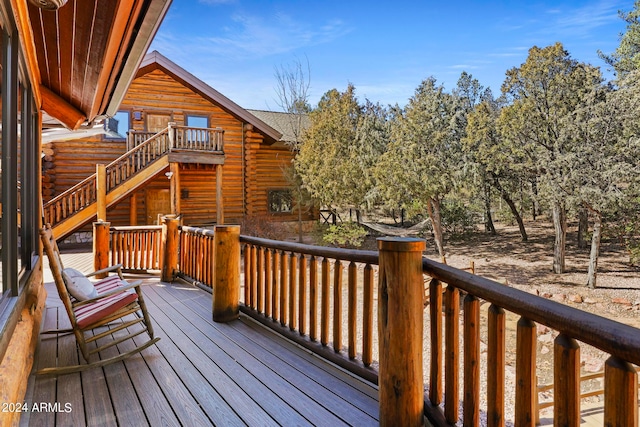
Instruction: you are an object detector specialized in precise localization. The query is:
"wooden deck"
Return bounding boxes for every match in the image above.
[22,249,380,426]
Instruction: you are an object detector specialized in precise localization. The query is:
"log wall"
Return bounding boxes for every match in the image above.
[48,67,313,233]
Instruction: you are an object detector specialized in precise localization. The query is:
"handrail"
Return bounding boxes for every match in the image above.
[43,125,225,230]
[238,233,640,426]
[422,259,640,366]
[104,225,640,425]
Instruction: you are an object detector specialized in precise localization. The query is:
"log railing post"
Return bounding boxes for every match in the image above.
[377,237,426,427]
[96,163,106,221]
[604,356,638,426]
[212,225,240,322]
[168,122,175,149]
[93,221,110,279]
[161,216,179,282]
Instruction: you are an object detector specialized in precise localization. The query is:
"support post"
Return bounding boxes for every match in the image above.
[168,121,175,149]
[216,164,224,224]
[129,193,137,225]
[377,237,426,427]
[93,221,111,279]
[169,162,181,215]
[213,225,240,322]
[161,216,179,282]
[96,163,106,221]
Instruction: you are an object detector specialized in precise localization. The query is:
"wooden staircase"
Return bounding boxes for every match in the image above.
[43,125,224,240]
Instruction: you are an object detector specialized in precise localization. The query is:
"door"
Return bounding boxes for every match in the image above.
[146,189,171,224]
[146,113,171,133]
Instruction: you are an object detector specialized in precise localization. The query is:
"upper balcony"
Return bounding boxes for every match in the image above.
[25,220,640,426]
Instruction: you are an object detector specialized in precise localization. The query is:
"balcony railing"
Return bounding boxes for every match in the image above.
[95,222,640,426]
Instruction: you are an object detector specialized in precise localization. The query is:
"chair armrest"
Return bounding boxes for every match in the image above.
[72,279,143,308]
[86,264,124,279]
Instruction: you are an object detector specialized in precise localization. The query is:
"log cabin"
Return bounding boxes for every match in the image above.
[0,0,170,425]
[42,50,316,243]
[2,0,639,424]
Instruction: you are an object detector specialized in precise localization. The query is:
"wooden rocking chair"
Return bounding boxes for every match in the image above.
[38,224,160,375]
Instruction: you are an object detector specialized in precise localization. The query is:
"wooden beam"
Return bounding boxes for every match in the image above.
[9,0,42,108]
[216,164,224,224]
[40,84,86,130]
[169,163,180,215]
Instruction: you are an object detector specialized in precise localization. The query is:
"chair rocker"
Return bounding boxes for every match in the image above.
[38,224,160,376]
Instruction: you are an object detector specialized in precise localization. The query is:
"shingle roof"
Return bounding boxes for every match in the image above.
[246,109,310,144]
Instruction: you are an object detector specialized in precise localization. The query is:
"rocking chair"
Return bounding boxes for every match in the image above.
[38,224,160,375]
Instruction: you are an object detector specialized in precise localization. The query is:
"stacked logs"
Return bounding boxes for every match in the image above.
[42,143,55,201]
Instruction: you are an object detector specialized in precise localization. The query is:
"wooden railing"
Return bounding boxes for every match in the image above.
[43,124,225,229]
[238,235,640,426]
[93,224,640,426]
[177,225,215,288]
[109,225,163,272]
[42,175,97,225]
[240,235,379,382]
[128,124,224,152]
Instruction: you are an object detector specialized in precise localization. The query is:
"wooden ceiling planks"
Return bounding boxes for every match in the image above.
[25,0,169,129]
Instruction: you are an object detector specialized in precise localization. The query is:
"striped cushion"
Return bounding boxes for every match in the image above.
[74,276,138,329]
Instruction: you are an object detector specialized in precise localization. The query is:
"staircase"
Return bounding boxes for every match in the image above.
[43,124,224,240]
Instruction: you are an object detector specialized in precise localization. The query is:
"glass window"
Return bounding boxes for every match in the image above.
[268,189,293,213]
[186,115,207,128]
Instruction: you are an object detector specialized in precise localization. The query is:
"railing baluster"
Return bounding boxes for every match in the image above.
[515,317,537,426]
[243,243,250,306]
[554,334,580,426]
[429,278,443,405]
[464,293,480,426]
[487,304,505,427]
[299,254,307,336]
[321,257,330,346]
[289,252,297,330]
[333,260,343,353]
[280,250,288,326]
[309,255,318,341]
[445,285,460,424]
[264,249,272,318]
[348,261,357,359]
[256,247,263,314]
[250,245,257,309]
[272,250,280,322]
[604,356,638,426]
[362,263,373,366]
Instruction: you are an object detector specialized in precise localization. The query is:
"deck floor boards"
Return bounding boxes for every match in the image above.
[22,253,380,427]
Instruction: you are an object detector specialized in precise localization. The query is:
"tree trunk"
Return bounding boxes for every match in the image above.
[552,201,567,274]
[531,178,540,221]
[484,179,496,235]
[587,212,602,288]
[577,205,588,250]
[427,196,445,260]
[491,174,527,241]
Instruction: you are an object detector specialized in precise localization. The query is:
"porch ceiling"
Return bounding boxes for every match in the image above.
[27,0,171,130]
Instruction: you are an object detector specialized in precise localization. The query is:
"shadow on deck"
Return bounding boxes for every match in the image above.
[23,251,379,426]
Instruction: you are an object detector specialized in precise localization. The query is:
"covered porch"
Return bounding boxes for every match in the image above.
[23,250,380,426]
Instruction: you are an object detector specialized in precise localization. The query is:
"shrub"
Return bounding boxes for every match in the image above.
[322,222,368,248]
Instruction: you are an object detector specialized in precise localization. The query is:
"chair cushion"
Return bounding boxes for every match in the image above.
[74,276,138,329]
[62,268,98,301]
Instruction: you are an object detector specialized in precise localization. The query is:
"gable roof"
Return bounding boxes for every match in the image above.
[246,109,310,144]
[137,51,282,142]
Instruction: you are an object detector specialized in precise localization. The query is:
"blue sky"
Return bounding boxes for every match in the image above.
[150,0,634,110]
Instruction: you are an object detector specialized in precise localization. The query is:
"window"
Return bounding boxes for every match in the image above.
[268,190,293,213]
[186,115,208,128]
[106,110,130,139]
[1,18,39,306]
[186,115,209,145]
